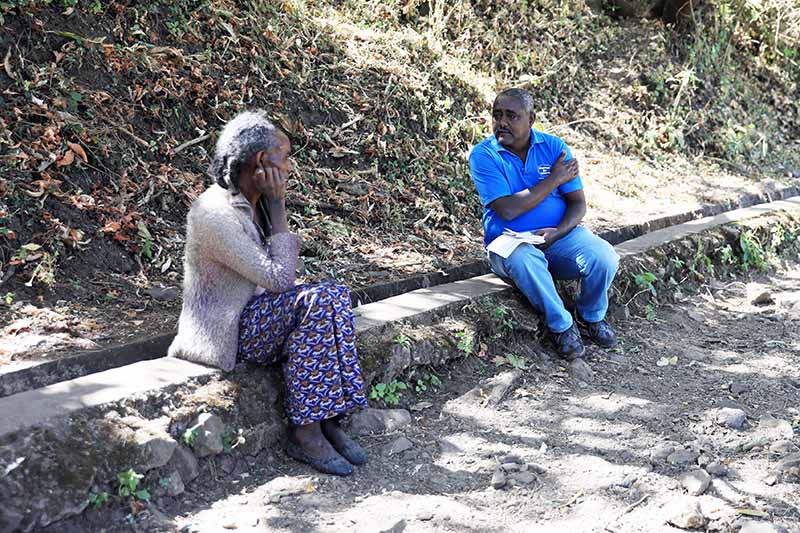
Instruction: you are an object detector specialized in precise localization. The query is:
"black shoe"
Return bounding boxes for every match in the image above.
[322,423,367,466]
[553,322,585,360]
[286,436,353,476]
[582,319,617,348]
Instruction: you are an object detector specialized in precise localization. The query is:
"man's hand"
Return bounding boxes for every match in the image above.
[534,227,562,249]
[548,151,579,186]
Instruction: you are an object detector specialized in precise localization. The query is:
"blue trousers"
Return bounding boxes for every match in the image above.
[489,226,619,333]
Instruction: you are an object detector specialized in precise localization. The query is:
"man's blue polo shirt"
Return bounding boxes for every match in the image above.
[469,129,583,246]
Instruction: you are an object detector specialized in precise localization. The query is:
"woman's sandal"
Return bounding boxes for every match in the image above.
[324,431,367,466]
[285,436,353,476]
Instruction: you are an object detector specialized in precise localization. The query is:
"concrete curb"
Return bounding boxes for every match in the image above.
[3,184,797,398]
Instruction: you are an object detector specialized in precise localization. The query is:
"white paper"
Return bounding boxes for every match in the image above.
[486,229,545,258]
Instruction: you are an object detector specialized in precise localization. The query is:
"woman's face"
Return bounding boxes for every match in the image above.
[259,131,292,175]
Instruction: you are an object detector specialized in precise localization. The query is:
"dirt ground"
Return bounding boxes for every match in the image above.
[46,259,800,533]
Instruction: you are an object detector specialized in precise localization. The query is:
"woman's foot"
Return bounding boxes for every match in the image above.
[321,417,367,465]
[288,422,352,476]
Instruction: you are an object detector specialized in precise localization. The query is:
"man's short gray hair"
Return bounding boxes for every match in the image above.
[495,88,535,116]
[211,110,283,193]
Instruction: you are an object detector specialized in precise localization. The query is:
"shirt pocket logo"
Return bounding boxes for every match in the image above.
[538,164,551,176]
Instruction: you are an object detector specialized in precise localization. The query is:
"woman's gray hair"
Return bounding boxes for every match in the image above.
[210,110,282,193]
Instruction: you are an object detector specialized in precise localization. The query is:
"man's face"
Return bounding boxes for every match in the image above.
[491,96,532,150]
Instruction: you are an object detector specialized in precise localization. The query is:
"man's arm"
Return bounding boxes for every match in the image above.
[534,189,587,247]
[488,151,578,221]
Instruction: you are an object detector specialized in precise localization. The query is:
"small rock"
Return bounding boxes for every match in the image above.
[756,415,794,441]
[666,497,707,529]
[219,455,236,475]
[163,471,185,497]
[762,473,779,486]
[167,446,200,484]
[729,382,749,395]
[607,353,630,365]
[680,469,711,496]
[716,408,747,429]
[687,310,704,323]
[382,436,414,456]
[337,180,370,197]
[681,346,709,362]
[527,463,546,474]
[134,427,178,471]
[500,453,523,464]
[491,469,507,489]
[144,286,179,302]
[667,448,700,466]
[264,476,315,504]
[619,450,635,463]
[751,291,774,306]
[740,436,770,452]
[482,370,523,405]
[776,452,800,477]
[705,461,729,477]
[619,474,638,488]
[769,440,797,455]
[380,519,407,533]
[568,358,594,384]
[696,453,712,468]
[735,518,788,533]
[346,408,412,436]
[416,511,434,521]
[191,413,225,458]
[650,443,676,463]
[510,471,537,485]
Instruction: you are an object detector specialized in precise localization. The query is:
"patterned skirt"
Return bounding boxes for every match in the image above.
[237,281,368,425]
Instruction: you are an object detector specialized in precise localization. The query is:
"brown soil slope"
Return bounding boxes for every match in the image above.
[0,0,798,349]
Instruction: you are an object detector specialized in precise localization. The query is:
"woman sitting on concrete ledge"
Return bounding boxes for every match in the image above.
[168,110,368,476]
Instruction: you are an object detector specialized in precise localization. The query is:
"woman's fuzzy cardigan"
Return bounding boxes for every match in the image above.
[168,184,300,371]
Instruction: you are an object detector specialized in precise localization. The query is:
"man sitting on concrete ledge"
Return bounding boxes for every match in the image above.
[169,110,368,476]
[469,88,619,359]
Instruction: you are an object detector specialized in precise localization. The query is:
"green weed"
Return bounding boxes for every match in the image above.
[634,271,658,297]
[181,426,198,448]
[88,491,109,510]
[117,469,149,502]
[414,373,442,394]
[456,331,473,355]
[494,353,529,370]
[369,380,407,405]
[222,429,245,453]
[393,334,413,351]
[137,221,153,261]
[719,244,736,264]
[739,230,768,271]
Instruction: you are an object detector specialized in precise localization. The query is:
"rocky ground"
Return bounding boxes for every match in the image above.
[45,259,800,533]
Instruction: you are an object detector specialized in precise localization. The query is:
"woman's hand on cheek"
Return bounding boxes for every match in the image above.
[262,167,287,201]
